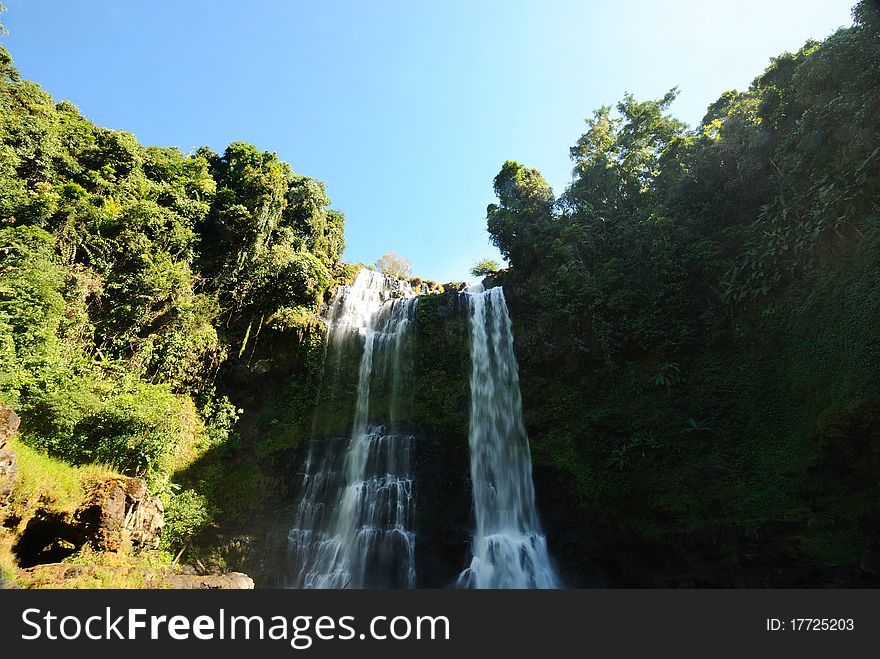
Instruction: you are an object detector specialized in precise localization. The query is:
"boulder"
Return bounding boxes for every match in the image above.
[75,477,164,552]
[161,572,255,589]
[0,405,20,508]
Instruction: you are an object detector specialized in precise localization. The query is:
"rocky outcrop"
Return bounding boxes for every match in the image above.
[75,477,164,552]
[12,476,164,568]
[0,404,254,589]
[0,405,19,444]
[19,564,254,589]
[0,405,19,508]
[161,572,254,589]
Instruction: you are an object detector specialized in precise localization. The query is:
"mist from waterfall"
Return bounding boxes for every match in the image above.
[285,269,418,588]
[457,285,559,589]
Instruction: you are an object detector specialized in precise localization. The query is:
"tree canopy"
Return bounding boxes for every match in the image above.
[470,258,500,278]
[374,252,412,279]
[481,0,880,583]
[0,40,347,501]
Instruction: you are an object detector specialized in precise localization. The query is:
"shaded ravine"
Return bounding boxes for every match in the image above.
[457,285,559,588]
[285,270,418,588]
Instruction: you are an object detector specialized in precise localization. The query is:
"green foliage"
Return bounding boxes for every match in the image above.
[410,291,470,437]
[17,372,200,487]
[486,160,554,266]
[192,142,344,364]
[469,258,500,278]
[374,251,412,279]
[160,489,211,553]
[2,2,877,586]
[853,0,880,26]
[485,12,880,582]
[0,42,348,514]
[0,225,67,405]
[565,89,686,218]
[8,436,117,515]
[198,391,241,446]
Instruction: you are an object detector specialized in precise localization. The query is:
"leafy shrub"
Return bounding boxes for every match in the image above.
[160,489,211,553]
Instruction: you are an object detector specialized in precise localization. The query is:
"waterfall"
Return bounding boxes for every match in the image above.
[284,272,558,589]
[457,285,559,588]
[285,269,418,588]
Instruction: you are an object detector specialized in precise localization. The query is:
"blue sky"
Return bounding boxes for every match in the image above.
[1,1,855,283]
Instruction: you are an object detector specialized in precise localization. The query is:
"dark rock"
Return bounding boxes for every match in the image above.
[858,508,880,531]
[0,446,15,508]
[412,429,473,587]
[13,512,81,567]
[860,547,880,577]
[532,464,615,587]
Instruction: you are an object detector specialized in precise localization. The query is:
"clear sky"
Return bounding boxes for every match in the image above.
[1,1,855,283]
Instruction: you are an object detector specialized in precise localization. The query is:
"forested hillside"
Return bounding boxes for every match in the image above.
[0,26,351,577]
[488,0,880,585]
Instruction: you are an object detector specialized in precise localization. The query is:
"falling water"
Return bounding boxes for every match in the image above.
[285,269,418,588]
[457,285,559,588]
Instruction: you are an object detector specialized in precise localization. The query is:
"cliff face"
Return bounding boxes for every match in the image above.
[499,246,880,587]
[202,261,880,588]
[195,287,474,587]
[409,291,473,587]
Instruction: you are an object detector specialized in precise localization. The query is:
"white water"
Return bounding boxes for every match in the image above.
[286,269,418,588]
[457,285,559,588]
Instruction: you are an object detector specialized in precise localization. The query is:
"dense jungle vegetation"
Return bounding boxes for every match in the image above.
[1,1,878,586]
[0,7,351,566]
[487,1,880,584]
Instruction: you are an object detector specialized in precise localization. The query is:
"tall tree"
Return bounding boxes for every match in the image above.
[374,252,412,279]
[486,160,554,268]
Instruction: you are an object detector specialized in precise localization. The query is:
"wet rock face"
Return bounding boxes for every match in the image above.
[0,405,20,508]
[75,477,164,552]
[412,431,473,588]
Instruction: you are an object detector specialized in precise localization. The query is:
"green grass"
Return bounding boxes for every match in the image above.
[9,437,117,515]
[25,545,175,589]
[0,553,16,588]
[0,438,121,587]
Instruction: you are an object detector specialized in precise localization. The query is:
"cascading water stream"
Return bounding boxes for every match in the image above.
[457,285,559,588]
[284,272,557,588]
[285,270,418,588]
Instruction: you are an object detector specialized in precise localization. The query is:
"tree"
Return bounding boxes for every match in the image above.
[853,0,879,28]
[470,258,500,278]
[564,89,687,220]
[374,252,412,279]
[486,160,554,267]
